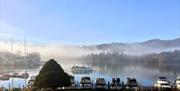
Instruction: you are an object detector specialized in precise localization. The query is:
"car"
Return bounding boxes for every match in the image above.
[80,76,92,88]
[154,76,171,90]
[125,77,138,88]
[95,78,106,89]
[110,77,122,90]
[175,76,180,90]
[110,78,116,89]
[64,75,76,89]
[27,76,36,87]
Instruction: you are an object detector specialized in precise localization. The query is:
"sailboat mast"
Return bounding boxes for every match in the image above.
[11,38,13,54]
[24,38,27,89]
[24,38,26,62]
[11,37,13,89]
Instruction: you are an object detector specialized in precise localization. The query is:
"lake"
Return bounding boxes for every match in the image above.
[0,59,180,88]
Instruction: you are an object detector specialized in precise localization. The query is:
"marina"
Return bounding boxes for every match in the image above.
[0,62,180,90]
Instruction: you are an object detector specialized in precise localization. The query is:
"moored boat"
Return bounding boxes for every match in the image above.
[0,74,10,80]
[19,72,29,78]
[10,72,20,77]
[71,65,93,74]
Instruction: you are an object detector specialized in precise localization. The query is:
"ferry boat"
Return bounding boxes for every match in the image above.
[154,76,171,89]
[175,76,180,90]
[71,65,93,74]
[80,76,92,88]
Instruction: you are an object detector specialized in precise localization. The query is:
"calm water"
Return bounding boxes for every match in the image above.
[0,59,180,88]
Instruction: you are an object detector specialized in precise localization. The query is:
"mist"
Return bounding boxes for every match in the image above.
[0,38,179,61]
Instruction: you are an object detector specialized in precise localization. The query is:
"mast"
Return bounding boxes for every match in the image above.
[0,25,1,86]
[11,37,13,89]
[24,38,27,89]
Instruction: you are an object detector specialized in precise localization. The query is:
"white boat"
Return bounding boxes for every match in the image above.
[71,65,93,71]
[154,76,171,89]
[175,76,180,90]
[71,65,93,74]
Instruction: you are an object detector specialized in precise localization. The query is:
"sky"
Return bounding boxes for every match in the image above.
[0,0,180,45]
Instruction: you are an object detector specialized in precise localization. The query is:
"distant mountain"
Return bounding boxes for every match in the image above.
[140,38,180,48]
[83,38,180,55]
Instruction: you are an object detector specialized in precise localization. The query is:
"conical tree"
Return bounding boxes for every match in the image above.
[33,59,71,90]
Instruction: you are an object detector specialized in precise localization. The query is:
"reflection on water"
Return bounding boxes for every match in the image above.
[0,59,180,88]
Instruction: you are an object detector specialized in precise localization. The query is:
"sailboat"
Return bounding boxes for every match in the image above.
[0,74,10,80]
[23,38,29,88]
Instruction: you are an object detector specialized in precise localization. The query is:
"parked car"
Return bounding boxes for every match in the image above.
[80,76,92,88]
[64,75,76,89]
[95,78,106,89]
[110,78,116,89]
[175,76,180,90]
[125,77,138,88]
[110,77,122,89]
[27,76,36,87]
[154,76,171,90]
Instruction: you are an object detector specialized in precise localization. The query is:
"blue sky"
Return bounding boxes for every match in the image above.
[0,0,180,45]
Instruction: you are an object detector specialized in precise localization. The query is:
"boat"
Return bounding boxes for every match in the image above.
[95,78,106,89]
[71,65,93,74]
[154,76,171,89]
[125,77,138,88]
[10,72,29,79]
[175,76,180,90]
[27,76,36,87]
[0,74,10,80]
[80,76,92,88]
[19,72,29,78]
[10,72,20,77]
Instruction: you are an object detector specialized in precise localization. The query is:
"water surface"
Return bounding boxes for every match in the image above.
[0,59,179,88]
